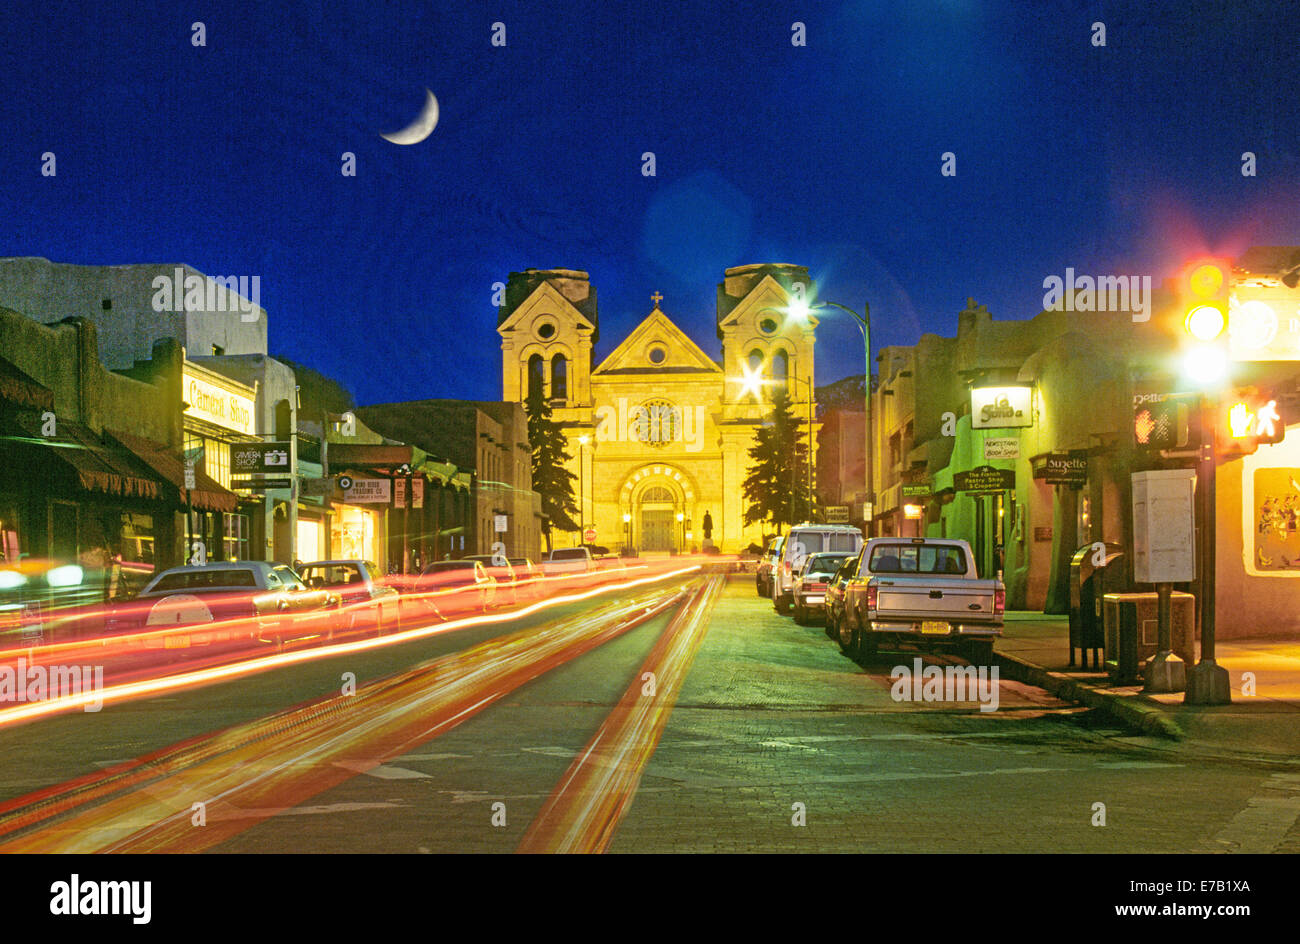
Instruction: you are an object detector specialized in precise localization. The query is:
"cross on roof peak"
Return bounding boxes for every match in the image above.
[651,291,663,308]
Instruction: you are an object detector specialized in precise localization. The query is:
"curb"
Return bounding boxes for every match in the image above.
[996,652,1184,740]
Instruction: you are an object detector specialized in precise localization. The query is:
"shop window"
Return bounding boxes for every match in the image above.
[223,512,250,561]
[1077,495,1091,543]
[118,512,155,566]
[0,501,20,564]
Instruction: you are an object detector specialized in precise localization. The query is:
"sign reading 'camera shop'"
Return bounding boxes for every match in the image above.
[971,386,1033,430]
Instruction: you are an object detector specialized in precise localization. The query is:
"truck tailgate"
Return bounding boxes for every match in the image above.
[872,577,999,621]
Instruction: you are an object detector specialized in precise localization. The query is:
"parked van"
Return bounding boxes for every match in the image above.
[771,523,863,614]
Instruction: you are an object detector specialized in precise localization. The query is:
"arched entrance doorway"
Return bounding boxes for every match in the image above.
[638,485,677,552]
[621,465,696,555]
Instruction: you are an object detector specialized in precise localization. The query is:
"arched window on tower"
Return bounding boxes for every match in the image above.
[772,349,790,399]
[747,349,764,402]
[551,353,568,401]
[527,354,544,401]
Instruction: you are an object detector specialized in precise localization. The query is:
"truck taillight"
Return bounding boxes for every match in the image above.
[994,587,1005,615]
[866,584,878,610]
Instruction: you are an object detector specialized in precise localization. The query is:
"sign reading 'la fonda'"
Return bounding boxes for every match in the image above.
[971,386,1033,430]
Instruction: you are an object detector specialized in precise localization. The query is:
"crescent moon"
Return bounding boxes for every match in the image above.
[381,89,439,145]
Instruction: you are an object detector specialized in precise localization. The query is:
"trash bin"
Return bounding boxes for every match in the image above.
[1102,591,1196,683]
[1069,543,1124,669]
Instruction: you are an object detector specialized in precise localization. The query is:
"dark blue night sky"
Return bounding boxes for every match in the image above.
[3,0,1298,405]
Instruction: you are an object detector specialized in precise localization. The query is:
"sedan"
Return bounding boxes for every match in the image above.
[792,552,855,625]
[115,561,339,652]
[823,555,860,641]
[298,559,400,636]
[414,560,497,618]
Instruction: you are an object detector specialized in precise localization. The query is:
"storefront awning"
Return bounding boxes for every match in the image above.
[0,356,55,411]
[108,430,239,513]
[10,417,163,500]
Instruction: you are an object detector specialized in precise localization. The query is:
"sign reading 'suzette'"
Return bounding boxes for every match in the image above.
[971,386,1033,430]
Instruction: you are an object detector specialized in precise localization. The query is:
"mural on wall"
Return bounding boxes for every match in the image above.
[1253,467,1300,570]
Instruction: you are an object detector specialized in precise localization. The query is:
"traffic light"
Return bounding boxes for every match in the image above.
[1133,393,1197,450]
[1179,258,1233,386]
[1217,386,1284,457]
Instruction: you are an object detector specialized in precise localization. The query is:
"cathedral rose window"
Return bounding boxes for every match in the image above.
[635,399,680,447]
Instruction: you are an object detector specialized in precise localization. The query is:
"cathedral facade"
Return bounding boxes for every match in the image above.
[497,264,818,555]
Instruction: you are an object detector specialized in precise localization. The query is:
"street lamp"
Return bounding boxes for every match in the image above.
[780,296,874,535]
[578,434,590,543]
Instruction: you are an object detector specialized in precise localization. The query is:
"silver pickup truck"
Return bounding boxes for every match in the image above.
[839,537,1004,663]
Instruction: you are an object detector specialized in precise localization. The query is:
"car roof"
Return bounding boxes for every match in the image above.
[155,561,270,574]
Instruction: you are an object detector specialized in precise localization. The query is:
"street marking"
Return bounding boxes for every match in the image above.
[1203,772,1300,853]
[518,576,723,853]
[330,761,430,780]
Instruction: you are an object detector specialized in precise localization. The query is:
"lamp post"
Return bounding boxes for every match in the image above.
[577,434,590,544]
[781,298,872,535]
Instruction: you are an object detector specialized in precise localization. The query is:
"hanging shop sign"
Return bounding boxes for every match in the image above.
[983,437,1020,460]
[340,478,391,503]
[1033,451,1089,486]
[971,386,1033,430]
[954,465,1016,494]
[230,441,292,475]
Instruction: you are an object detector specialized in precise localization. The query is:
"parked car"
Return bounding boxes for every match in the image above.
[755,536,784,598]
[823,555,859,641]
[464,555,518,606]
[839,537,1004,662]
[507,558,542,601]
[297,559,400,636]
[771,524,863,614]
[542,546,594,576]
[115,561,340,651]
[792,552,855,625]
[414,560,497,616]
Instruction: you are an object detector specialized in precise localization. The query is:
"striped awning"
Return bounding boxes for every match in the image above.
[107,430,239,513]
[10,417,163,500]
[0,356,55,411]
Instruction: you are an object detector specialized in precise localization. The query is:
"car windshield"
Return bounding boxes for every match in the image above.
[301,564,364,587]
[150,569,257,591]
[867,544,967,575]
[550,548,587,561]
[423,561,474,573]
[804,554,850,575]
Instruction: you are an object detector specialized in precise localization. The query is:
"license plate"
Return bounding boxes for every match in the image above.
[164,635,191,649]
[920,621,949,635]
[805,596,824,605]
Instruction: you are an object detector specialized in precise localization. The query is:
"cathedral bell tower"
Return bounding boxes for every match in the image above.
[497,268,598,409]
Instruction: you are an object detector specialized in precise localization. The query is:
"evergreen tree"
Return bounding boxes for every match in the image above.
[525,389,579,550]
[743,388,813,531]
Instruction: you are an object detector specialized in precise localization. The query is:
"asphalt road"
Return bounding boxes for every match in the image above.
[1,573,1297,853]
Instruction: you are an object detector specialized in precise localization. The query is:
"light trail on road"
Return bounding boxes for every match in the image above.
[0,564,702,728]
[518,575,723,853]
[0,580,701,852]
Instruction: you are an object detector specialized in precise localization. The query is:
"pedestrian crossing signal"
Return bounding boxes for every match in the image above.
[1133,395,1194,450]
[1218,388,1284,457]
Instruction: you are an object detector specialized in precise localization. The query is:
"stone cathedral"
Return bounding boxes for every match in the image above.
[497,263,818,555]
